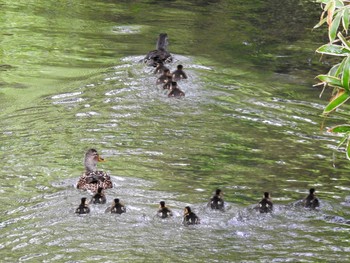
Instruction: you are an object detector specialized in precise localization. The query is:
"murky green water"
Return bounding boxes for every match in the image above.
[1,0,350,262]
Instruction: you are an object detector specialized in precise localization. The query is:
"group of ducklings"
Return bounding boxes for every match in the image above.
[75,189,126,215]
[254,188,319,214]
[143,33,187,97]
[75,186,319,225]
[74,149,320,225]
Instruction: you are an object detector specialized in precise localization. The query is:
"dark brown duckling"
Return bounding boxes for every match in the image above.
[183,206,200,225]
[208,189,225,211]
[91,187,107,204]
[257,192,273,213]
[156,68,172,86]
[106,198,126,214]
[172,64,188,81]
[304,188,319,209]
[75,197,90,214]
[168,82,185,97]
[157,201,173,219]
[154,61,169,75]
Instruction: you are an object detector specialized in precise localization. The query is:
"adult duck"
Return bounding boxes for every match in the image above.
[144,33,172,66]
[76,149,113,193]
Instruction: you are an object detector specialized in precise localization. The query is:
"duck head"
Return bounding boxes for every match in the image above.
[81,197,87,205]
[84,148,105,172]
[184,206,191,215]
[156,33,169,50]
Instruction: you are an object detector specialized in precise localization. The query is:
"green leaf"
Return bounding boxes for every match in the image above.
[341,56,350,91]
[342,8,349,32]
[314,16,328,29]
[336,132,349,148]
[329,63,341,77]
[329,12,342,42]
[337,32,350,50]
[334,0,344,8]
[323,91,350,114]
[346,136,350,160]
[328,125,350,133]
[316,74,343,87]
[316,44,350,56]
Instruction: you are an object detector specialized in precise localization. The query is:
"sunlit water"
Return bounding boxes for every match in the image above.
[1,0,350,262]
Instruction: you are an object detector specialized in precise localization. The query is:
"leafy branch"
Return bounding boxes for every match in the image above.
[314,0,350,159]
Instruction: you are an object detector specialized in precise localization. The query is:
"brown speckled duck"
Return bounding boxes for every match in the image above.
[144,33,173,67]
[76,149,113,193]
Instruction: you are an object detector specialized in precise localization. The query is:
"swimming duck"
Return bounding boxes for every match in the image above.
[172,65,188,81]
[156,68,172,86]
[168,82,185,97]
[76,149,113,193]
[75,197,90,214]
[257,192,273,213]
[157,201,173,219]
[304,188,319,209]
[208,189,224,210]
[154,61,169,75]
[91,187,107,204]
[105,198,126,214]
[144,33,172,67]
[183,206,200,225]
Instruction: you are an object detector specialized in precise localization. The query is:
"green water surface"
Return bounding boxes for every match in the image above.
[1,0,349,262]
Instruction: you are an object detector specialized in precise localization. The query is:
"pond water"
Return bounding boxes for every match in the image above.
[1,0,350,262]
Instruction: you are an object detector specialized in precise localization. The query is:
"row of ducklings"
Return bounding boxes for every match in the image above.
[75,188,199,225]
[154,63,187,98]
[143,33,187,97]
[75,188,320,225]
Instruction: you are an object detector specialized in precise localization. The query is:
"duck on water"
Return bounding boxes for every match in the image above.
[143,33,172,66]
[76,149,113,193]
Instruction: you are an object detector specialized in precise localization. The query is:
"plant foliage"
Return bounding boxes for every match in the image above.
[314,0,350,159]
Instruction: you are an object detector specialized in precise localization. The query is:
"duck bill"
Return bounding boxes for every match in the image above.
[97,155,106,162]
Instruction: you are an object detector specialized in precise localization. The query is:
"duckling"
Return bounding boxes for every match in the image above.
[105,198,126,214]
[257,192,273,213]
[304,188,319,209]
[144,33,172,67]
[156,68,172,86]
[172,65,188,81]
[183,206,200,225]
[75,197,90,214]
[208,189,224,211]
[76,149,113,193]
[91,187,107,204]
[157,201,173,219]
[154,61,169,75]
[168,82,185,97]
